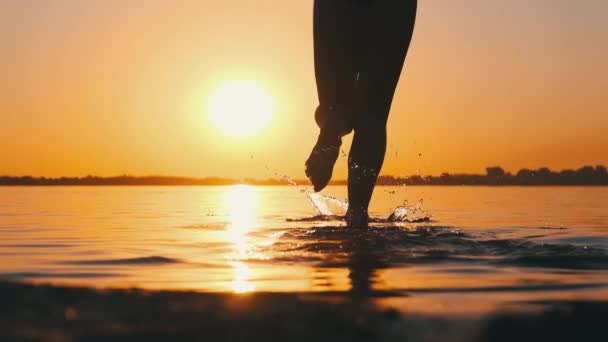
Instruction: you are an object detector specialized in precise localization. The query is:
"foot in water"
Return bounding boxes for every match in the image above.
[345,208,369,229]
[305,134,341,192]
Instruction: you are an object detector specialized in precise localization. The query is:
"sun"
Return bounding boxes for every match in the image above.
[208,80,275,138]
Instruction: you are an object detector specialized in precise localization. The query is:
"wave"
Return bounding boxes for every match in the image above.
[258,225,608,270]
[286,214,432,223]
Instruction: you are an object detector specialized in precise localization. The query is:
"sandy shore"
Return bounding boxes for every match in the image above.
[1,281,606,342]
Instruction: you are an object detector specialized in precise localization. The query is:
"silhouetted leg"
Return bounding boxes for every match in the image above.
[306,0,362,192]
[346,0,417,227]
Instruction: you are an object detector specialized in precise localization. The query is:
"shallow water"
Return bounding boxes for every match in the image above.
[1,185,607,315]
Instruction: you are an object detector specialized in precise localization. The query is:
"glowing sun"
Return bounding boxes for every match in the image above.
[208,80,274,138]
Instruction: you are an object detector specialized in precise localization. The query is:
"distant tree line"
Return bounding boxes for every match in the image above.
[1,166,607,186]
[0,175,288,186]
[376,165,608,186]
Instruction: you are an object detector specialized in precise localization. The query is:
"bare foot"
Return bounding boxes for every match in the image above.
[305,134,341,192]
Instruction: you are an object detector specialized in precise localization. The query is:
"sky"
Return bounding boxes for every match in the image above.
[1,0,607,179]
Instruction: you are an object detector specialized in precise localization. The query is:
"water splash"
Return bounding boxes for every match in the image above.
[264,165,325,215]
[306,192,331,216]
[298,191,431,223]
[306,192,348,216]
[279,175,297,186]
[263,165,429,222]
[265,165,299,187]
[387,199,432,223]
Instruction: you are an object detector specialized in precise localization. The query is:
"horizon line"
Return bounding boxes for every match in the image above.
[2,165,607,186]
[1,164,607,180]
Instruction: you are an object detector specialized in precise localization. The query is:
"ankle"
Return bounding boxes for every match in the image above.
[317,133,341,148]
[346,206,369,224]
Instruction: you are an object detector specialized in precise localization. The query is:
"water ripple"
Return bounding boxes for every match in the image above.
[256,225,608,270]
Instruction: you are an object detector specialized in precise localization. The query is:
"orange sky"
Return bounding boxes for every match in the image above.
[1,0,607,179]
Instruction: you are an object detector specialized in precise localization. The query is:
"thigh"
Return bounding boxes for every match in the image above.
[313,0,362,108]
[354,0,417,126]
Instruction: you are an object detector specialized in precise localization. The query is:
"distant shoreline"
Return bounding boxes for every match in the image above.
[2,184,607,187]
[2,165,608,186]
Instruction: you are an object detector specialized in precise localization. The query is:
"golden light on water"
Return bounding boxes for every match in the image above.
[208,80,274,138]
[223,185,260,293]
[230,261,255,294]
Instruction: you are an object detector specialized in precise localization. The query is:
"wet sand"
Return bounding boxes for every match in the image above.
[1,281,606,342]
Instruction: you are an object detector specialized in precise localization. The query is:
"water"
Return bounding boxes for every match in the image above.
[1,185,607,316]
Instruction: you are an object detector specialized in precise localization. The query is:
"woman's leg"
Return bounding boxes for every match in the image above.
[346,0,417,227]
[306,0,362,192]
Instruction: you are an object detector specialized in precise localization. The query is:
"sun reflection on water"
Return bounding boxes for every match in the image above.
[223,185,259,293]
[230,261,255,293]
